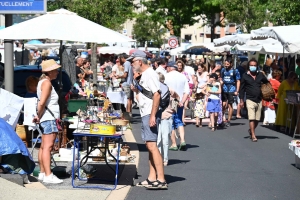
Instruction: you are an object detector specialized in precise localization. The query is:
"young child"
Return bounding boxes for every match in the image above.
[215,70,223,127]
[194,92,205,127]
[206,73,222,131]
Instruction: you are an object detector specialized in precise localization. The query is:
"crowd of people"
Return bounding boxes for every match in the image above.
[126,51,300,189]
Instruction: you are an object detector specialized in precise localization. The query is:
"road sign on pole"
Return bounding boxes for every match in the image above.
[168,37,178,48]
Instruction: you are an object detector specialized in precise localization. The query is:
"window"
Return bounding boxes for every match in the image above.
[184,34,192,41]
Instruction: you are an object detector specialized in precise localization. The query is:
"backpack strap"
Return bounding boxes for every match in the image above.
[132,78,153,99]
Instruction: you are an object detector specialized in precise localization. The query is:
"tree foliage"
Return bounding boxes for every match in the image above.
[142,0,223,41]
[216,0,268,33]
[267,0,300,26]
[132,12,167,48]
[47,0,135,31]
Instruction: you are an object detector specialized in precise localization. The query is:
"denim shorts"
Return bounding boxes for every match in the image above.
[40,120,58,134]
[172,106,184,130]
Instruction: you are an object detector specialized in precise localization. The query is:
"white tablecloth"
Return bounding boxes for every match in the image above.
[107,91,127,108]
[289,143,300,167]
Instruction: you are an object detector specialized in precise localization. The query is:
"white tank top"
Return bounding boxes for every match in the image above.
[196,72,208,93]
[37,79,60,122]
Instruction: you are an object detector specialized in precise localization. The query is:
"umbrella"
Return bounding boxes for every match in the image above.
[24,43,60,50]
[26,40,43,45]
[0,8,133,43]
[251,25,300,53]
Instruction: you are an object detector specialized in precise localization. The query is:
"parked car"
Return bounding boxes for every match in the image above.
[13,65,72,97]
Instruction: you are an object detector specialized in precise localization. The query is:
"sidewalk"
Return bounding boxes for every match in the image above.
[0,129,139,200]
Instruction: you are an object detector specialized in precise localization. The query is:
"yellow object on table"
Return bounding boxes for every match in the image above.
[90,124,116,135]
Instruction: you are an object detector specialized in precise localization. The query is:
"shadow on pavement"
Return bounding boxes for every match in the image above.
[186,144,199,149]
[126,142,148,152]
[167,159,190,166]
[243,136,279,139]
[165,174,186,184]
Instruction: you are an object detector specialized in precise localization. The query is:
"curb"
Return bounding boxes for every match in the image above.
[107,129,139,200]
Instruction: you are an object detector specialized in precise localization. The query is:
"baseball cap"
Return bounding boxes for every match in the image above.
[167,61,177,68]
[127,50,147,62]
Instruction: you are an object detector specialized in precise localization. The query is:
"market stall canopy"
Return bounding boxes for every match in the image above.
[234,38,298,55]
[213,34,251,46]
[24,43,60,50]
[0,9,133,43]
[170,45,191,55]
[98,46,134,55]
[187,43,214,50]
[26,40,43,45]
[251,25,300,53]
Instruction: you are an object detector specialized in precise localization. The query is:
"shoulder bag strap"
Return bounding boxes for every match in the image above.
[37,98,57,119]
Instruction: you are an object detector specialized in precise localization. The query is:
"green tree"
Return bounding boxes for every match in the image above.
[267,0,300,26]
[47,0,135,31]
[142,0,223,42]
[132,12,167,48]
[216,0,269,33]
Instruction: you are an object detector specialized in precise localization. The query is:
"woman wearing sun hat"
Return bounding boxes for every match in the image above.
[32,59,63,184]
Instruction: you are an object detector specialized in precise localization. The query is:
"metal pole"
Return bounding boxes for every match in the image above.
[4,14,13,92]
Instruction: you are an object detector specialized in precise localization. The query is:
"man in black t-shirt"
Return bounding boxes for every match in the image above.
[76,57,84,79]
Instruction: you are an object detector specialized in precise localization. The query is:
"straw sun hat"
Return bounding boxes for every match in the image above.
[41,59,61,72]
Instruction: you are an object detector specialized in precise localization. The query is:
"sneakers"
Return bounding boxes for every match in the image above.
[38,172,45,181]
[43,173,63,184]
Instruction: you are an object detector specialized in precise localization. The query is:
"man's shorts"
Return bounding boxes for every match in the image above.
[122,85,133,99]
[141,114,161,142]
[246,99,262,121]
[172,106,184,130]
[222,92,235,104]
[40,120,58,134]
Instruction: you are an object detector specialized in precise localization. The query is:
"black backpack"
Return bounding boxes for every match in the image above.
[133,79,171,110]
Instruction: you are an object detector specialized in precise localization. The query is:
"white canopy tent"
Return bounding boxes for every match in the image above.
[213,34,251,46]
[234,38,298,55]
[186,42,231,53]
[0,8,133,43]
[98,46,134,55]
[24,43,61,50]
[251,25,300,53]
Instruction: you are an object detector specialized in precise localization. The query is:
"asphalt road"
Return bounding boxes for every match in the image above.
[126,109,300,200]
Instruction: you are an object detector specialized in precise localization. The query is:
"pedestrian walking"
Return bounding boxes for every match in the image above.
[164,61,190,151]
[239,58,269,142]
[129,50,167,189]
[194,92,205,127]
[205,73,222,131]
[221,58,241,127]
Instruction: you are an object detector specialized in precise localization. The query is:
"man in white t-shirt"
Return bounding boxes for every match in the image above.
[129,50,167,189]
[155,58,167,75]
[164,61,189,151]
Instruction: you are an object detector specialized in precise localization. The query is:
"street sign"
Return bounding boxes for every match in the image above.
[168,37,178,48]
[0,0,47,14]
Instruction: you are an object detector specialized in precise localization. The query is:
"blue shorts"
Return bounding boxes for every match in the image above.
[40,120,58,134]
[172,106,184,130]
[206,98,221,113]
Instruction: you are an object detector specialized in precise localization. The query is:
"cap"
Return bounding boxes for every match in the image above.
[167,61,177,68]
[127,50,147,62]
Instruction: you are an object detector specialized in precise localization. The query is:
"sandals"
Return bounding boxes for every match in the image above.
[179,142,187,151]
[146,180,168,190]
[169,146,178,151]
[211,127,216,132]
[136,178,156,187]
[252,138,258,142]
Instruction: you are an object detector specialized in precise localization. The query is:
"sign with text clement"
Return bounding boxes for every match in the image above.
[0,0,46,14]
